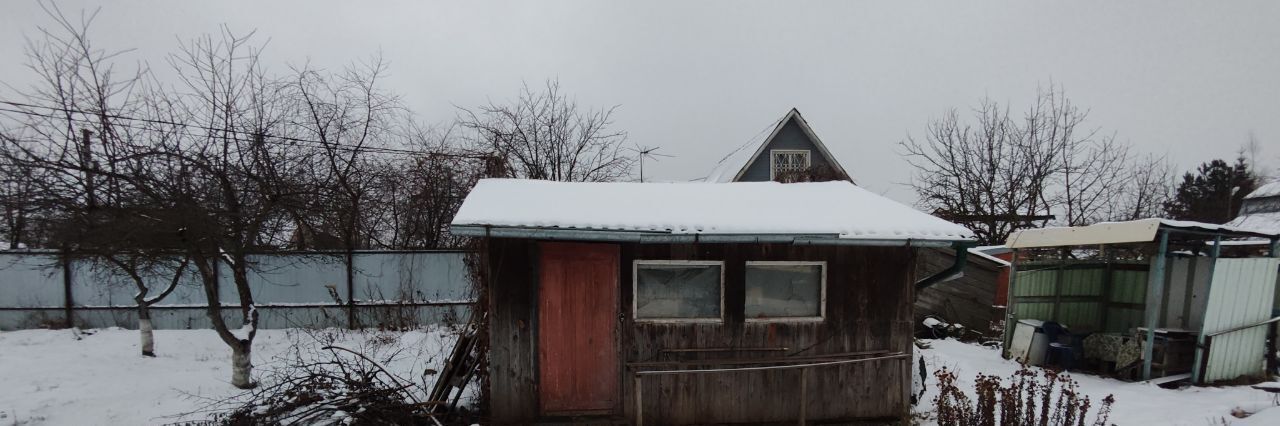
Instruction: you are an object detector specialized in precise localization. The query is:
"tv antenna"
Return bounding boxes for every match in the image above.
[631,144,672,182]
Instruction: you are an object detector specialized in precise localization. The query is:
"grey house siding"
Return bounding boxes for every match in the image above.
[737,119,839,182]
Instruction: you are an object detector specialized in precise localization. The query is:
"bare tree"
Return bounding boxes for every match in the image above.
[289,58,402,251]
[155,27,323,388]
[458,80,635,182]
[1111,154,1173,221]
[0,152,46,248]
[901,97,1062,245]
[1240,132,1274,184]
[1058,136,1130,226]
[903,86,1168,243]
[98,250,189,356]
[0,4,200,358]
[373,126,480,249]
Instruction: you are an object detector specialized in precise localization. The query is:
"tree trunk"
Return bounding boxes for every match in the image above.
[231,343,254,389]
[139,307,155,357]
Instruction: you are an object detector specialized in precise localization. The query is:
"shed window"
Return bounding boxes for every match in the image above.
[633,261,723,322]
[745,261,825,321]
[771,149,811,182]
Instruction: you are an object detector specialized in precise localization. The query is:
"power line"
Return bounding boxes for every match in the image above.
[0,99,490,160]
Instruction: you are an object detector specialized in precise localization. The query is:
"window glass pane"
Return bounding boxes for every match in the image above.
[745,263,822,319]
[635,263,721,320]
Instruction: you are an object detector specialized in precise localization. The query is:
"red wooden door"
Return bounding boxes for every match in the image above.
[538,242,620,414]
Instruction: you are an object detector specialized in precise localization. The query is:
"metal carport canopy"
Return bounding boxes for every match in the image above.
[1005,218,1279,248]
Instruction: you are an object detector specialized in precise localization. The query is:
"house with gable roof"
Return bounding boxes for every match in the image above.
[706,108,1008,334]
[705,108,852,183]
[1227,180,1280,235]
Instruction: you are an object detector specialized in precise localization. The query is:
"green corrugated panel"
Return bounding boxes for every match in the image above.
[1017,302,1054,321]
[1106,308,1144,333]
[1032,269,1057,296]
[1058,301,1102,330]
[1019,270,1039,296]
[1015,270,1056,297]
[1062,268,1105,296]
[1108,271,1127,302]
[1111,270,1148,304]
[1033,270,1053,296]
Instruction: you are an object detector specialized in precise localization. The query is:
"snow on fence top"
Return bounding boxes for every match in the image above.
[450,179,975,242]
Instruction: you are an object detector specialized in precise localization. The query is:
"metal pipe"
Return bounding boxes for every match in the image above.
[915,244,971,292]
[1205,315,1280,338]
[660,347,789,353]
[1191,236,1222,384]
[1142,231,1170,381]
[1002,248,1020,358]
[634,353,908,376]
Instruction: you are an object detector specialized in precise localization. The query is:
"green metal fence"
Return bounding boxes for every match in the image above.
[1011,261,1149,333]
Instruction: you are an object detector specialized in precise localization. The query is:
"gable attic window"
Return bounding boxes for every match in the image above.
[633,260,724,322]
[770,149,811,182]
[745,261,825,322]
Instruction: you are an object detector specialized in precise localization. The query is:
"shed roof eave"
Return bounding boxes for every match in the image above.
[449,225,973,247]
[1005,218,1280,249]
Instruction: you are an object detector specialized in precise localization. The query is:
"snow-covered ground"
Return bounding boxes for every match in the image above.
[916,338,1280,425]
[0,327,459,425]
[3,328,1278,425]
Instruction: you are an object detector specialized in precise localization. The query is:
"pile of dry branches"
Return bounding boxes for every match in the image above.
[200,330,473,426]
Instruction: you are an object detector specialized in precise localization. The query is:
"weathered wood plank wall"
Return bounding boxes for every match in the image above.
[622,243,916,424]
[915,248,1002,335]
[486,239,538,423]
[486,239,919,424]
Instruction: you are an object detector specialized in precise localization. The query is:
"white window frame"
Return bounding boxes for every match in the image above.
[744,261,827,323]
[769,149,811,181]
[632,260,725,324]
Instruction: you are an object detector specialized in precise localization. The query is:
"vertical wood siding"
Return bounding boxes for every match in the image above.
[622,244,915,424]
[537,242,619,414]
[486,240,539,422]
[485,240,918,424]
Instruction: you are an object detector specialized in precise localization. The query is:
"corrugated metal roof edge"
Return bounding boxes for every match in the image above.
[1007,218,1280,249]
[967,248,1011,267]
[450,225,975,247]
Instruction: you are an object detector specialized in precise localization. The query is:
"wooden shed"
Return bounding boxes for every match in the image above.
[915,247,1009,336]
[451,179,975,424]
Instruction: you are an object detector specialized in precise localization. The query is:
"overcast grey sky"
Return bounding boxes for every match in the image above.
[2,1,1278,204]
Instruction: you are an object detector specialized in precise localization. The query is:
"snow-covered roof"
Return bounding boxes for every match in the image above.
[1006,218,1279,248]
[972,245,1011,255]
[451,179,975,243]
[1225,212,1280,235]
[968,247,1011,267]
[1246,181,1280,199]
[703,137,762,183]
[704,108,850,183]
